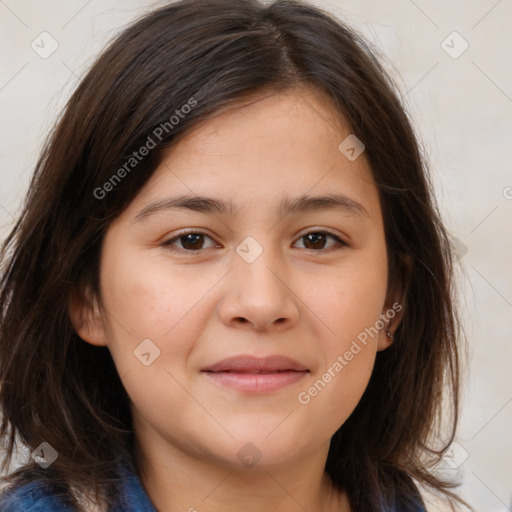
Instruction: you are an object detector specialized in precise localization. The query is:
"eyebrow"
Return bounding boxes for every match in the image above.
[132,192,370,223]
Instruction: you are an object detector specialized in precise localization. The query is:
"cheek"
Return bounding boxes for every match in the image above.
[98,249,207,376]
[305,258,388,347]
[100,245,214,338]
[98,258,209,437]
[294,330,377,444]
[293,255,387,432]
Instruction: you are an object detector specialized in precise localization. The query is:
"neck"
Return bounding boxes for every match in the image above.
[134,433,350,512]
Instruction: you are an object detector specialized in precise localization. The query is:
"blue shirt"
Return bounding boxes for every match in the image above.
[0,459,156,512]
[0,460,427,511]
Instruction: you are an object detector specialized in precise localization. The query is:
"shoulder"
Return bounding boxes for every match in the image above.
[393,501,428,512]
[0,479,74,511]
[394,503,428,512]
[114,462,157,512]
[0,458,156,512]
[392,483,428,512]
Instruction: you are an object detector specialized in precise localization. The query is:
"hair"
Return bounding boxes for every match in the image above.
[0,0,469,510]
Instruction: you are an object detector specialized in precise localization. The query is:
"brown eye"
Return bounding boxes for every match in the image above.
[163,231,218,252]
[294,231,347,252]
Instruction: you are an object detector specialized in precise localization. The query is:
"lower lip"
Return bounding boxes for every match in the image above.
[202,370,309,393]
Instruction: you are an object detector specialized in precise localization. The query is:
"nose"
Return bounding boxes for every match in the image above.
[217,240,300,332]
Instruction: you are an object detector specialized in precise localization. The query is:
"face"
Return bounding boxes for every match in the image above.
[70,86,402,471]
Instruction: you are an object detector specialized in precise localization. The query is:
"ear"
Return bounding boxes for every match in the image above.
[377,252,412,351]
[68,286,108,347]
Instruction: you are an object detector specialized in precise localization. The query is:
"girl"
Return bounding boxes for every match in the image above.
[0,0,469,510]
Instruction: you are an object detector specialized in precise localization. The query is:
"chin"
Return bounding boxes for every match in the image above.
[206,431,314,471]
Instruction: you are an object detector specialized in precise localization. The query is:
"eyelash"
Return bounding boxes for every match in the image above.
[162,229,348,254]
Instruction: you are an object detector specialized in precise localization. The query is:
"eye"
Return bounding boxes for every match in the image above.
[162,229,348,254]
[162,230,219,252]
[293,230,348,252]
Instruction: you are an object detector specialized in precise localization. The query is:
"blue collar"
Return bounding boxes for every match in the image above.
[0,458,157,512]
[111,458,158,511]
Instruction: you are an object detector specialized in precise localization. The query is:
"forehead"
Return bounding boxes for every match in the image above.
[123,86,382,223]
[173,85,350,157]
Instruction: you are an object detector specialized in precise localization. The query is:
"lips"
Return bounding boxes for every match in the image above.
[201,355,309,373]
[201,355,309,393]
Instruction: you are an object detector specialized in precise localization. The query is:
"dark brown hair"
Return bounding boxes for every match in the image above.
[0,0,468,510]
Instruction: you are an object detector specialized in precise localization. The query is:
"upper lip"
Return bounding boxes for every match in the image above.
[201,355,309,373]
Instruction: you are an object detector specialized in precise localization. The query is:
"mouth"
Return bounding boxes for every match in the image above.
[201,355,310,393]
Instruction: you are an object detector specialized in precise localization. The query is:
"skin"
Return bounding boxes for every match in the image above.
[69,85,404,512]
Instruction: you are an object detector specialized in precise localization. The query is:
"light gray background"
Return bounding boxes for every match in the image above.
[1,1,511,511]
